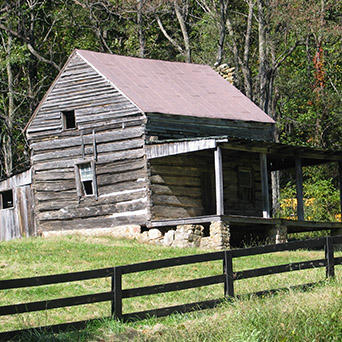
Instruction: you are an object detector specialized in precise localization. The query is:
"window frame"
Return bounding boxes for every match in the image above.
[238,168,254,203]
[61,110,76,130]
[74,160,98,199]
[0,189,14,210]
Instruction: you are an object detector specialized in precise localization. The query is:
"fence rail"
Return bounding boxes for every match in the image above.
[1,235,342,341]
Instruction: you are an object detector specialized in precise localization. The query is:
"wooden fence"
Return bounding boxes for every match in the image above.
[1,235,342,341]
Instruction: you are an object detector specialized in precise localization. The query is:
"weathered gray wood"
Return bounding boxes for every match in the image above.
[98,179,148,197]
[34,170,75,181]
[16,185,35,237]
[214,146,224,215]
[38,196,148,221]
[150,165,201,177]
[26,54,149,233]
[96,158,146,175]
[40,213,148,231]
[152,194,202,207]
[0,170,35,240]
[295,157,304,221]
[146,113,274,141]
[150,174,201,186]
[31,138,144,163]
[38,189,147,212]
[260,153,270,218]
[147,139,217,159]
[31,126,144,152]
[151,184,202,197]
[152,205,203,219]
[33,180,76,192]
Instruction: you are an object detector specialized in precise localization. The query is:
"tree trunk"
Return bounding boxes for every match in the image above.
[257,0,268,112]
[241,0,254,100]
[174,0,191,63]
[216,0,228,65]
[137,0,145,58]
[3,35,14,177]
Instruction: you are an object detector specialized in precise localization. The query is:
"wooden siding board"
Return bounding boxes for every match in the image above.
[0,209,20,241]
[16,185,35,237]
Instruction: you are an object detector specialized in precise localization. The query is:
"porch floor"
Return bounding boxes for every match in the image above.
[149,215,342,234]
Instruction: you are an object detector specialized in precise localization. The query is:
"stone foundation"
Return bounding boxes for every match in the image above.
[200,221,230,250]
[41,225,142,239]
[267,224,288,244]
[140,222,230,250]
[41,221,231,250]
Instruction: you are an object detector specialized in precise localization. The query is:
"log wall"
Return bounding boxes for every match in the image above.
[149,150,262,220]
[27,53,150,232]
[149,154,208,220]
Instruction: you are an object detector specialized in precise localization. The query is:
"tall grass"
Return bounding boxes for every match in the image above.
[1,234,341,341]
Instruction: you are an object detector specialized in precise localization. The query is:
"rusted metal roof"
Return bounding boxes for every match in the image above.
[76,50,275,124]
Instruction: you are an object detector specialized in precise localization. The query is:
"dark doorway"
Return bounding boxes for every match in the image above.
[201,171,216,215]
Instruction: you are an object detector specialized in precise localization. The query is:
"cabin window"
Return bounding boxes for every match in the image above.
[0,190,14,209]
[75,161,98,197]
[62,110,76,129]
[238,169,253,203]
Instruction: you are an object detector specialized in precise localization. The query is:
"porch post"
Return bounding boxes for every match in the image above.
[295,157,304,221]
[214,146,224,215]
[338,162,342,220]
[260,153,270,218]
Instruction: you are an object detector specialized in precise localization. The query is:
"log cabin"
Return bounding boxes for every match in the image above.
[2,50,342,247]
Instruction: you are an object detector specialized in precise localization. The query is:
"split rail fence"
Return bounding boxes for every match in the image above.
[1,235,342,341]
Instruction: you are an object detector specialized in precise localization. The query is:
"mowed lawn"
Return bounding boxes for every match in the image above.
[0,234,342,341]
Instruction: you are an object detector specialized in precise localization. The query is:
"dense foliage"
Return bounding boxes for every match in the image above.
[1,0,341,218]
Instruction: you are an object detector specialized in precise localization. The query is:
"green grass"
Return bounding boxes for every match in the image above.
[0,234,341,341]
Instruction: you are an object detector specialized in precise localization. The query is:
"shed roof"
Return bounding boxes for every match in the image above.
[76,50,275,124]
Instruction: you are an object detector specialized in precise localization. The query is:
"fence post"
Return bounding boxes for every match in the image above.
[224,250,234,298]
[325,236,335,278]
[111,267,122,320]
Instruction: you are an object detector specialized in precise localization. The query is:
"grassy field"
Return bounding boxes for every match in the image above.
[0,234,341,341]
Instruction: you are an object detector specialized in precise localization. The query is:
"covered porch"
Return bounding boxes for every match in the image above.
[146,137,342,247]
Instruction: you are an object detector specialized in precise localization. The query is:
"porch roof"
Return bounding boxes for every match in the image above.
[146,136,342,170]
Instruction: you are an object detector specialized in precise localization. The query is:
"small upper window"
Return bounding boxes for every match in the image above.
[0,190,14,209]
[238,169,253,203]
[62,110,76,129]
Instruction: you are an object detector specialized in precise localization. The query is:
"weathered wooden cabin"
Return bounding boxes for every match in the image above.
[2,49,342,247]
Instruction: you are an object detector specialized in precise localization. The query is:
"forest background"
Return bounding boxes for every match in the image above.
[0,0,341,221]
